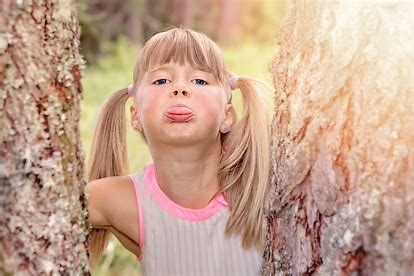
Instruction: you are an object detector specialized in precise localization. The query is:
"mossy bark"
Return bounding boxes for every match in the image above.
[263,1,414,275]
[0,0,89,274]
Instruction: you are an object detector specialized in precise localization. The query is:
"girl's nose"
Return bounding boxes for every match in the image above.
[170,89,191,98]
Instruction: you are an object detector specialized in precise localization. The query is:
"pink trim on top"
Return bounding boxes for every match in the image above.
[143,163,228,221]
[128,174,144,262]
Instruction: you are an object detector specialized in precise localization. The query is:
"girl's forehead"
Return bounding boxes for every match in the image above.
[136,61,223,90]
[136,51,227,85]
[147,62,212,75]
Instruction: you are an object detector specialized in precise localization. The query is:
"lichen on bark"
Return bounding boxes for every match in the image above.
[0,0,89,274]
[263,1,414,275]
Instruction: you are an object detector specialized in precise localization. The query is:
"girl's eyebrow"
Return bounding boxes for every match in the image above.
[148,64,210,75]
[148,65,174,74]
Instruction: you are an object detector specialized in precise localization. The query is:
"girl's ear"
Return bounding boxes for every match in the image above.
[220,104,235,134]
[130,105,143,132]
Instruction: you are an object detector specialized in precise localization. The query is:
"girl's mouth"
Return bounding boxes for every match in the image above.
[164,105,195,123]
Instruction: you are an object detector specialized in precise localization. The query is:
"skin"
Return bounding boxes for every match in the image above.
[87,61,235,257]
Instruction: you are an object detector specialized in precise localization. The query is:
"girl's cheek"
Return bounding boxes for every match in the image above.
[200,88,226,107]
[141,96,157,113]
[197,94,225,119]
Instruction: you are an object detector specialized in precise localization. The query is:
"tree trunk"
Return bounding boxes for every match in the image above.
[0,1,89,274]
[263,1,414,275]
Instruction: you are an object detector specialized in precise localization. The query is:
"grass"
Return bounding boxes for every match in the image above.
[80,38,278,275]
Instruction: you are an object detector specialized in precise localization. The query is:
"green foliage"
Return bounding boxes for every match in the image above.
[81,38,277,275]
[92,236,140,276]
[78,0,285,66]
[78,0,103,65]
[241,1,286,45]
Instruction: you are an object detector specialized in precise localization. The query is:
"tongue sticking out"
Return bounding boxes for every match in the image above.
[165,106,194,123]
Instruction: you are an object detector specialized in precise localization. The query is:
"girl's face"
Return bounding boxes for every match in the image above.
[131,61,234,148]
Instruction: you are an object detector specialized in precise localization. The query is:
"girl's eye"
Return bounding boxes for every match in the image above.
[192,79,208,85]
[153,79,170,85]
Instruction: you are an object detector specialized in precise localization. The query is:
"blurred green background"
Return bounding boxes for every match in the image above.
[78,0,286,274]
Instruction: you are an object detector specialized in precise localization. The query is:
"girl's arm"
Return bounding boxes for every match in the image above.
[87,178,112,228]
[87,176,141,256]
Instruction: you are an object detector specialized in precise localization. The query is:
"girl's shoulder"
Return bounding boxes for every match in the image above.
[87,175,142,255]
[87,175,136,227]
[88,175,133,199]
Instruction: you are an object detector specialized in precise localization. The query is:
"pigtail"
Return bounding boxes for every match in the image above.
[86,88,130,270]
[219,77,271,252]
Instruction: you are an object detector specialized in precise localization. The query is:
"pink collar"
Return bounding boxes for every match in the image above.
[143,163,228,221]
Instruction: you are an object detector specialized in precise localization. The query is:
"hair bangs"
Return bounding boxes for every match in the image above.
[134,28,228,86]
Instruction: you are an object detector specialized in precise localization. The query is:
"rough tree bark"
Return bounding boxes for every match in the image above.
[263,1,414,275]
[0,1,89,274]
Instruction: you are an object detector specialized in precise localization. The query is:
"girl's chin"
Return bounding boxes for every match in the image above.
[146,120,218,142]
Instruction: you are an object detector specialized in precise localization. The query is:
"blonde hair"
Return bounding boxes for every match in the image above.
[86,26,270,269]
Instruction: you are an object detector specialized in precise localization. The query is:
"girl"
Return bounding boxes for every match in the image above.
[86,26,270,275]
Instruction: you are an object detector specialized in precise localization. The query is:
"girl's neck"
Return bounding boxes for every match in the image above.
[151,145,222,209]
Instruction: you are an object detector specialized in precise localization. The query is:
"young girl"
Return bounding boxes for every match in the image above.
[86,26,270,275]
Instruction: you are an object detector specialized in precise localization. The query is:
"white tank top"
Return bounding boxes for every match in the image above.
[128,163,263,276]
